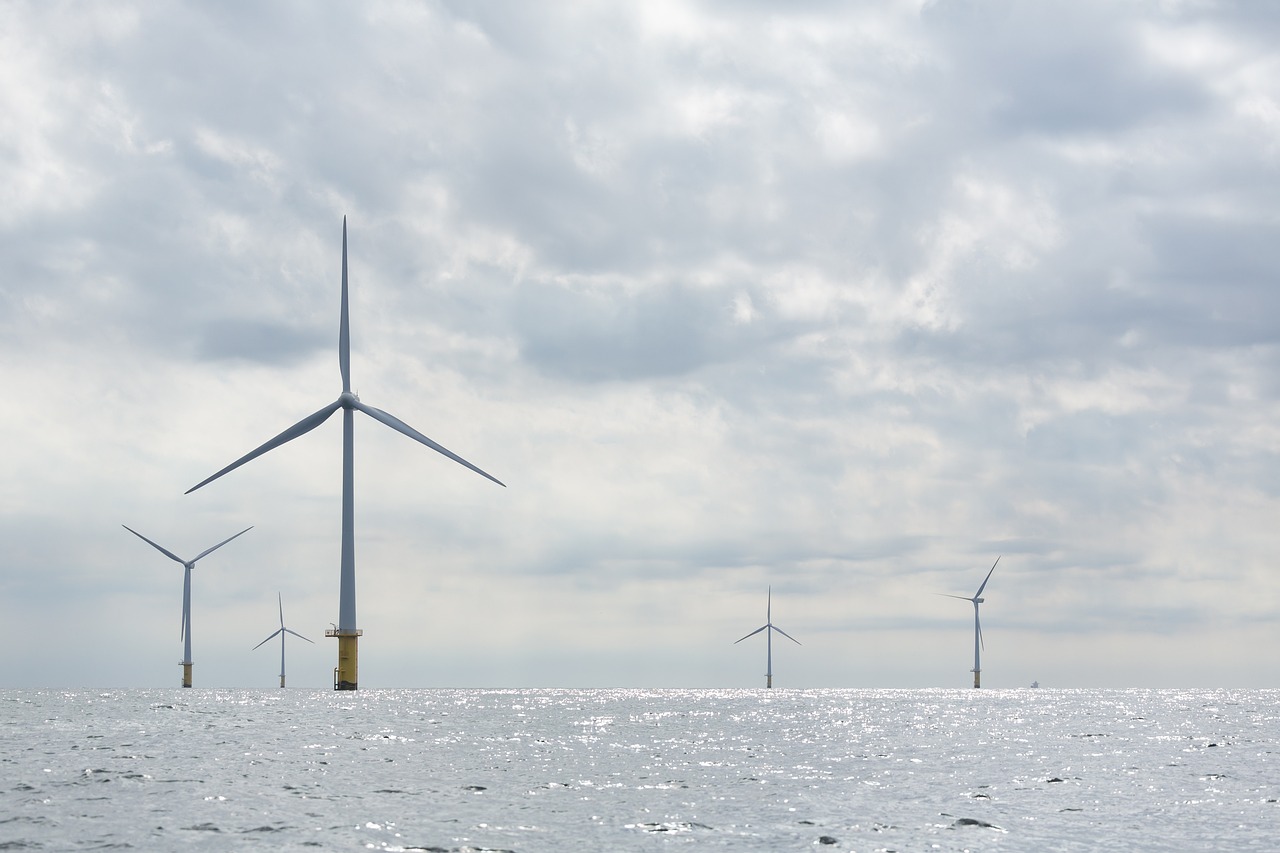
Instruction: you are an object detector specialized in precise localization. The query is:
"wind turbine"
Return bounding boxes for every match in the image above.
[940,556,1000,688]
[122,524,253,688]
[734,586,801,688]
[253,592,313,688]
[186,218,504,691]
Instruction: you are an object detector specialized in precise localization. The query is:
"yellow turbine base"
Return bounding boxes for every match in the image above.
[973,671,981,689]
[279,675,286,688]
[182,663,192,689]
[327,630,361,690]
[766,675,773,689]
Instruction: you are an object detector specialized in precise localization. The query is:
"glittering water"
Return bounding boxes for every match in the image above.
[3,688,1277,851]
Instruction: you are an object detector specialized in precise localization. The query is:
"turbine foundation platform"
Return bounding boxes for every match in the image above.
[973,670,981,689]
[326,628,362,690]
[181,662,192,688]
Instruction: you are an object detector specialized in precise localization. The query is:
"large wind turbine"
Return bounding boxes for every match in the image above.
[734,586,801,688]
[940,556,1000,688]
[122,524,252,688]
[253,592,313,688]
[186,218,504,690]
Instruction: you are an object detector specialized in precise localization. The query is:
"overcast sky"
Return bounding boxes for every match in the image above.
[3,0,1279,689]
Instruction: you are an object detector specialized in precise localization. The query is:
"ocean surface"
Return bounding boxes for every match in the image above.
[2,688,1277,851]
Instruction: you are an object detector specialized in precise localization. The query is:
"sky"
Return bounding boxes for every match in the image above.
[3,0,1279,690]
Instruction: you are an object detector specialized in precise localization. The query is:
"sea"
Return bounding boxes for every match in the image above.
[2,688,1277,851]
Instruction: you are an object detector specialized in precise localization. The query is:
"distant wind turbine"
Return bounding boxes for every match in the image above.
[186,218,504,691]
[734,586,800,688]
[253,592,313,688]
[940,556,1000,688]
[122,524,252,688]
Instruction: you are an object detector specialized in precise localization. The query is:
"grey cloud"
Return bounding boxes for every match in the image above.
[512,278,783,382]
[195,318,326,365]
[924,1,1209,135]
[1139,214,1280,348]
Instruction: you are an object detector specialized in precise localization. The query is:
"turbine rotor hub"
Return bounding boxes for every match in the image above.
[338,391,359,408]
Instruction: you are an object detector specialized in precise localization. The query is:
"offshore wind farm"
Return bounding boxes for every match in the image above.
[8,0,1280,697]
[8,2,1280,847]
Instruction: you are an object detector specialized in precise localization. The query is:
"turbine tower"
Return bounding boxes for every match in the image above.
[253,592,313,687]
[940,556,1000,688]
[122,524,252,687]
[186,218,504,690]
[734,586,801,688]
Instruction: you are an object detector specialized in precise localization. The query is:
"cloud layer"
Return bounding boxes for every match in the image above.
[3,0,1279,688]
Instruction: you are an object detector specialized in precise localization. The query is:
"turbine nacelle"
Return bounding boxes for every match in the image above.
[338,391,360,409]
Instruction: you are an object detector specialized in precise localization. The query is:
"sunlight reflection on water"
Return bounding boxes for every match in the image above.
[2,688,1278,851]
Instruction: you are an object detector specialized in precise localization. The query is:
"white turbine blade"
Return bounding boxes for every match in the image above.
[936,593,973,602]
[180,571,190,641]
[186,400,343,494]
[772,625,802,646]
[974,556,1000,598]
[122,525,185,565]
[192,526,253,562]
[354,400,506,487]
[253,628,283,650]
[734,624,768,644]
[277,592,284,628]
[339,217,351,395]
[283,627,314,644]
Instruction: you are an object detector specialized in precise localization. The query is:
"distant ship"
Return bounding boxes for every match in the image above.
[1030,680,1040,688]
